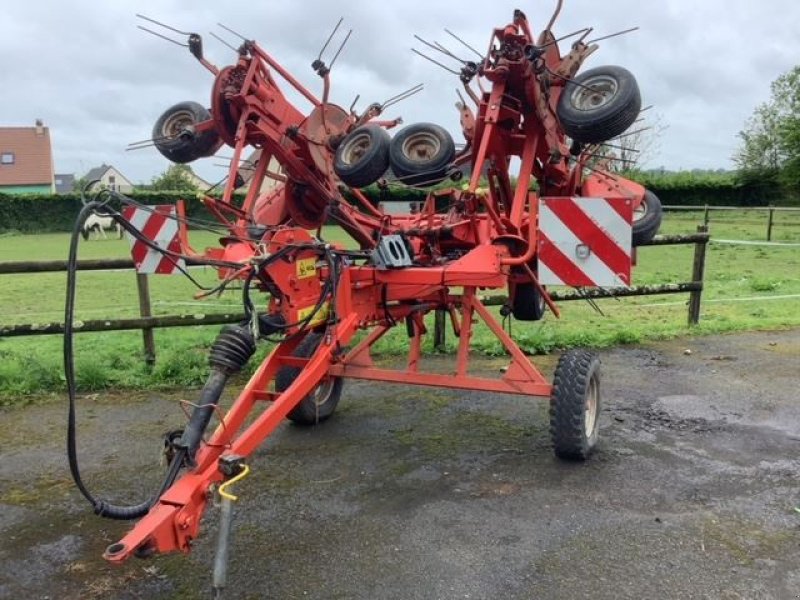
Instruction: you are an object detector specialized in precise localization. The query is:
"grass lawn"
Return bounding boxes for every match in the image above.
[0,212,798,399]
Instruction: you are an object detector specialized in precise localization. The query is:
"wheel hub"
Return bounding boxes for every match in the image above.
[401,132,441,163]
[571,75,619,112]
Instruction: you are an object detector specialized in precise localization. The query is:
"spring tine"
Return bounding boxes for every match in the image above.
[611,127,652,140]
[381,83,424,110]
[210,31,238,53]
[411,49,460,75]
[349,94,361,113]
[639,104,653,113]
[577,27,594,43]
[318,17,344,60]
[600,142,641,153]
[434,41,468,64]
[137,25,188,47]
[328,29,353,70]
[586,27,639,45]
[443,28,483,59]
[136,14,192,36]
[539,27,592,49]
[217,23,249,42]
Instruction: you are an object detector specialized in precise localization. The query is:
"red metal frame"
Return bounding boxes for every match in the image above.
[103,5,645,562]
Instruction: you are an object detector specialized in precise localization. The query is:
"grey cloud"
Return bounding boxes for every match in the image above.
[2,0,799,182]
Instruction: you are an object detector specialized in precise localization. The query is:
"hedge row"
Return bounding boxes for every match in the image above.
[0,191,239,234]
[1,175,797,233]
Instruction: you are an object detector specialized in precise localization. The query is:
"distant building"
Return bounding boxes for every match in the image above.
[0,119,55,194]
[84,164,135,193]
[54,173,76,194]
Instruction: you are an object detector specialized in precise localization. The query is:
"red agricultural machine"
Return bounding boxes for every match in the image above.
[66,1,661,593]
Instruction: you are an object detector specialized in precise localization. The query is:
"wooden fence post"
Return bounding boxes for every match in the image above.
[136,273,156,366]
[687,225,708,326]
[433,308,446,352]
[767,205,775,241]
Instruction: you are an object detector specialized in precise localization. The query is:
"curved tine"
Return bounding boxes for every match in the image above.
[544,0,564,34]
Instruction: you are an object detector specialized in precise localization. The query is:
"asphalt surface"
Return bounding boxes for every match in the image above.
[1,329,799,599]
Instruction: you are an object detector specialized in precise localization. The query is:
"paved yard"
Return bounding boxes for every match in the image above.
[1,329,799,599]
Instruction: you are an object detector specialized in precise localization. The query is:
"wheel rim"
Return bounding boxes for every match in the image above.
[570,75,619,112]
[584,376,599,436]
[401,132,441,163]
[310,378,335,409]
[339,131,372,166]
[633,199,649,222]
[161,110,195,139]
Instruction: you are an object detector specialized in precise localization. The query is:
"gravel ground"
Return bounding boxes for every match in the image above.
[1,329,799,600]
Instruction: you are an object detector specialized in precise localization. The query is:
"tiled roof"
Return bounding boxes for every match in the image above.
[0,124,54,186]
[84,164,111,181]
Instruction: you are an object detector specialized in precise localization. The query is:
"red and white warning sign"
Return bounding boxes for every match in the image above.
[122,205,185,275]
[538,196,633,287]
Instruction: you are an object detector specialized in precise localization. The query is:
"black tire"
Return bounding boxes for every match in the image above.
[334,126,391,188]
[632,189,663,246]
[152,101,222,164]
[557,66,641,144]
[275,332,344,426]
[512,282,546,321]
[549,349,601,461]
[389,123,455,187]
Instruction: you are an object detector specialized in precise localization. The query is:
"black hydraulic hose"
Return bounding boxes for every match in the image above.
[178,370,230,462]
[65,202,185,520]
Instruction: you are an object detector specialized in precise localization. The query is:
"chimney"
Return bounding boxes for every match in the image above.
[35,119,44,135]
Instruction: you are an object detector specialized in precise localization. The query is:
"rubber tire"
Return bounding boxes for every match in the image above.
[389,123,456,187]
[334,126,391,188]
[549,349,601,461]
[632,189,663,246]
[512,282,546,321]
[557,66,641,144]
[275,332,344,426]
[153,101,222,164]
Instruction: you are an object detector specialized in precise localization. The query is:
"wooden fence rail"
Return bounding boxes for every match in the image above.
[663,205,800,241]
[0,229,710,364]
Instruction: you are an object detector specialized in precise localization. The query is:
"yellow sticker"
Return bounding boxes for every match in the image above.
[297,301,329,326]
[296,257,317,279]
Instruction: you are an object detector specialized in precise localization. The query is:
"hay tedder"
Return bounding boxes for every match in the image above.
[67,1,662,592]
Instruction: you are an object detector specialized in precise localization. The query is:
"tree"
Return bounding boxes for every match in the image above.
[151,164,200,192]
[735,66,800,186]
[601,112,668,173]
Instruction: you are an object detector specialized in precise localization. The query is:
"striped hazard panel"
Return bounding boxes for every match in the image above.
[538,197,633,287]
[122,205,185,275]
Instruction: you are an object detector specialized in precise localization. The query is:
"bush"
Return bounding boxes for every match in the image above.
[0,191,245,234]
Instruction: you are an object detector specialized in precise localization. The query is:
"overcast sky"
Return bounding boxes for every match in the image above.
[2,0,799,184]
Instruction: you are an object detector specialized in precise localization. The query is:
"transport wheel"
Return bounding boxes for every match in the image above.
[512,281,546,321]
[557,66,641,144]
[275,332,344,426]
[632,189,663,246]
[334,125,391,188]
[549,349,601,460]
[152,101,222,164]
[389,123,455,187]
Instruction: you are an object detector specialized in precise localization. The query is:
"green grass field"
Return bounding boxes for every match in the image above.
[0,212,798,399]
